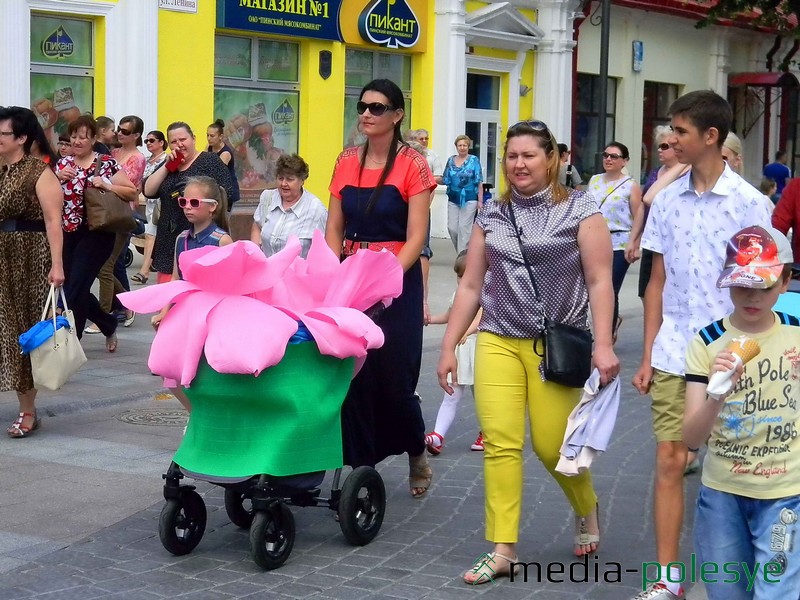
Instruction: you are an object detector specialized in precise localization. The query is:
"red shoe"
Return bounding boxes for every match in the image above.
[471,432,484,451]
[7,412,41,438]
[425,432,444,455]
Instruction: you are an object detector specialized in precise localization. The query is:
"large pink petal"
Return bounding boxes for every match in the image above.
[324,250,403,311]
[304,230,341,276]
[302,307,385,359]
[118,280,199,313]
[148,292,225,386]
[203,296,298,375]
[180,240,301,296]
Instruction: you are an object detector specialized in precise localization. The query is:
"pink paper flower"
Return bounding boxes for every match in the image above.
[119,231,403,386]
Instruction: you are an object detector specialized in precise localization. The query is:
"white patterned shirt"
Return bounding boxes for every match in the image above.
[253,188,328,258]
[587,174,635,250]
[641,164,772,375]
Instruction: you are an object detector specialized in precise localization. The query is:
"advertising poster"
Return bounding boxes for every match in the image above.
[30,74,94,150]
[214,88,299,200]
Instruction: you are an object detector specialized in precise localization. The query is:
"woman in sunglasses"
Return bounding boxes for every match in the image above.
[437,120,619,582]
[84,115,146,333]
[131,131,168,285]
[144,121,233,285]
[326,78,437,499]
[441,134,483,253]
[586,142,642,338]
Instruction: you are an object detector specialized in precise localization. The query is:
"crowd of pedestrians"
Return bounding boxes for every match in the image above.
[2,82,800,600]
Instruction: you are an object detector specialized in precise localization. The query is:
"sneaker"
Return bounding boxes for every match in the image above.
[470,432,484,451]
[632,583,684,600]
[84,323,101,334]
[413,391,422,404]
[425,432,444,455]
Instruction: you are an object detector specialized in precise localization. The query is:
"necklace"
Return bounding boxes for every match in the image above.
[366,154,387,165]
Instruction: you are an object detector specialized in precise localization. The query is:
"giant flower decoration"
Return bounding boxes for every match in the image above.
[118,231,403,386]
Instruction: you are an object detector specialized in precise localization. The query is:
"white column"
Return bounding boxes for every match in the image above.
[1,0,32,106]
[431,0,467,238]
[532,0,581,144]
[708,29,730,95]
[104,0,159,129]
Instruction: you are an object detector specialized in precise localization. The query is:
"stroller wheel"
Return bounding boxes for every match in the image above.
[250,503,295,570]
[338,466,385,546]
[159,490,207,556]
[124,247,134,268]
[224,487,254,529]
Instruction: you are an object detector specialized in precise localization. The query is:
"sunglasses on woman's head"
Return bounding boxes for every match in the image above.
[657,143,670,151]
[511,119,550,132]
[177,197,217,208]
[356,101,393,116]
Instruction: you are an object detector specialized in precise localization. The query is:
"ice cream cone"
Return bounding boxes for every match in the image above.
[726,336,760,365]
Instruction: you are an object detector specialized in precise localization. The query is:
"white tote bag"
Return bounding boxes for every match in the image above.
[30,285,87,391]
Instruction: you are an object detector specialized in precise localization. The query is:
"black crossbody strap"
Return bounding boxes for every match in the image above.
[597,177,631,209]
[506,202,540,302]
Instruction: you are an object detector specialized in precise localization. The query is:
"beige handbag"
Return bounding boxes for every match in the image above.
[30,285,87,391]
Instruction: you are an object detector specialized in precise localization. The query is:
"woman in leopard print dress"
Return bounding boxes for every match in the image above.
[0,107,65,438]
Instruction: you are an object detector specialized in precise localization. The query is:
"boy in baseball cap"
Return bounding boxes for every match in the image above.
[683,225,800,600]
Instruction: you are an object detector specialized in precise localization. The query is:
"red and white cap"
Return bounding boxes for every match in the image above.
[717,225,793,289]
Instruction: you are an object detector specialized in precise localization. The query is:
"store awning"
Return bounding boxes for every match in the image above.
[729,72,800,88]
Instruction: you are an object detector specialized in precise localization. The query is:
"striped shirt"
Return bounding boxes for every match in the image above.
[253,188,327,258]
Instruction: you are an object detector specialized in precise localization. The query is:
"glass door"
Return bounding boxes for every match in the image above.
[465,116,499,190]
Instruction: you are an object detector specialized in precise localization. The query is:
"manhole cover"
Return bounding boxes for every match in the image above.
[116,408,188,427]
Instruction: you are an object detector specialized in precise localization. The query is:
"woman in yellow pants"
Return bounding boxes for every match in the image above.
[437,120,619,584]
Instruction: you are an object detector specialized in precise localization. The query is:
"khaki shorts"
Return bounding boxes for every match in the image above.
[650,369,686,443]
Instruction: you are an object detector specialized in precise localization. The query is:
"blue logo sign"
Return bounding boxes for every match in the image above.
[42,26,74,59]
[218,0,343,42]
[272,99,295,125]
[358,0,420,49]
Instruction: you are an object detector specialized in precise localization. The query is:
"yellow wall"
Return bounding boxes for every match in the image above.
[408,0,436,135]
[157,5,217,133]
[298,40,346,197]
[93,14,107,115]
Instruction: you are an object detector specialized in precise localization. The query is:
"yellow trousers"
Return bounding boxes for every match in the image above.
[474,332,597,543]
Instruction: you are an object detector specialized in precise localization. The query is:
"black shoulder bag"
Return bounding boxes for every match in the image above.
[507,202,593,388]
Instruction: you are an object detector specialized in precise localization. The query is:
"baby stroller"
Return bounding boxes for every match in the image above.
[157,342,386,570]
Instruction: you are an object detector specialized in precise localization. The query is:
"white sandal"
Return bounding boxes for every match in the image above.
[463,551,519,585]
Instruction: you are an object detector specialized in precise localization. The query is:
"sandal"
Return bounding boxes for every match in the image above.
[84,324,101,335]
[425,432,444,455]
[123,311,136,328]
[106,333,118,353]
[131,272,149,285]
[7,411,41,438]
[409,452,432,498]
[574,503,600,556]
[463,551,519,585]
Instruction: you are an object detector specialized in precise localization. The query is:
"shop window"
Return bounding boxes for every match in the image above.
[214,35,300,202]
[641,81,679,179]
[30,14,95,150]
[573,73,617,182]
[343,50,412,147]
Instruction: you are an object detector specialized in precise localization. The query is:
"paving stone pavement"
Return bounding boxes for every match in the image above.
[0,239,708,599]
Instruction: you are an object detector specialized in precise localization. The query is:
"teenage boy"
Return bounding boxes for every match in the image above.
[684,225,800,600]
[632,90,772,600]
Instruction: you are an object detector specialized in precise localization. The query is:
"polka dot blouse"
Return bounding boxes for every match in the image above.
[475,186,599,338]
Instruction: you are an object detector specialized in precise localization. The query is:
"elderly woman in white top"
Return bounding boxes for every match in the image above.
[251,154,327,257]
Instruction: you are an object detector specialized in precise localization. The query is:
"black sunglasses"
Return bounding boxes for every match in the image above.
[657,143,670,151]
[511,119,549,132]
[144,138,158,144]
[602,152,624,160]
[116,127,134,136]
[356,101,393,116]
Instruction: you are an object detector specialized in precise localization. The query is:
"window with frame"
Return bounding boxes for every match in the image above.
[573,73,617,182]
[641,81,679,180]
[30,14,95,151]
[343,50,412,147]
[213,35,300,202]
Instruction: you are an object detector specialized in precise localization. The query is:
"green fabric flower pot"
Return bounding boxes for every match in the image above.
[174,342,355,478]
